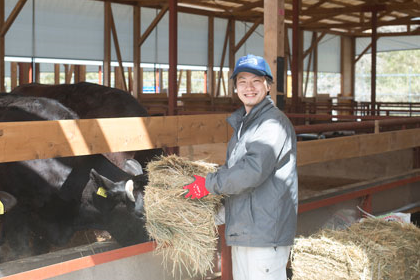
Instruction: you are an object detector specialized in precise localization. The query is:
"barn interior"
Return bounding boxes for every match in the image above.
[0,0,419,279]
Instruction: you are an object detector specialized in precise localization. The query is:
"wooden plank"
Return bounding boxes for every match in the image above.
[35,63,40,83]
[177,114,230,146]
[0,116,178,163]
[1,114,420,166]
[297,127,420,166]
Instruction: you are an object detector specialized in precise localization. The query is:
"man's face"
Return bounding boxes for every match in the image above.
[236,72,271,114]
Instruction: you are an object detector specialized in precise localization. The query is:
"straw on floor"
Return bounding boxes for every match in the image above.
[143,155,223,278]
[291,218,420,280]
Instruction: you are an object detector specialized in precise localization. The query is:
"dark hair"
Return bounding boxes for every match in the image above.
[233,75,274,89]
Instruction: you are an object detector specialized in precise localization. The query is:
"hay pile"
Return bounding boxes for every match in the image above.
[143,155,223,278]
[291,218,420,280]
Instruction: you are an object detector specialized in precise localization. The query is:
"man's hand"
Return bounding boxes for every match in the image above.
[183,175,209,199]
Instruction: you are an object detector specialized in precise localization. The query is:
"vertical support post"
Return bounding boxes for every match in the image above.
[291,0,300,113]
[264,0,285,107]
[0,0,5,92]
[186,70,191,94]
[11,62,17,89]
[220,225,232,280]
[133,4,142,98]
[104,1,111,87]
[350,37,355,99]
[341,36,353,98]
[313,33,318,97]
[208,16,214,100]
[35,63,40,83]
[168,0,178,116]
[228,18,235,97]
[54,64,60,84]
[371,10,377,116]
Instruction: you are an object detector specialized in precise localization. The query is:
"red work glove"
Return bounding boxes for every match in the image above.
[183,175,209,199]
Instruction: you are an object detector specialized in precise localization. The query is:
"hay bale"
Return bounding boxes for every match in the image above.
[143,155,223,278]
[291,218,420,280]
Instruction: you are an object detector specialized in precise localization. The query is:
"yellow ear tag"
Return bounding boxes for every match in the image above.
[96,187,108,198]
[0,200,4,215]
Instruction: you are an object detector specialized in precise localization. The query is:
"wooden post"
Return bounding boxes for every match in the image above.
[350,37,355,98]
[128,67,133,93]
[371,11,377,116]
[98,66,102,85]
[291,0,300,113]
[168,0,178,116]
[341,36,353,97]
[74,65,86,83]
[10,62,17,89]
[0,0,4,92]
[54,64,60,84]
[228,18,235,97]
[313,33,318,97]
[264,0,285,107]
[35,63,40,83]
[18,62,32,85]
[208,16,215,100]
[186,70,191,94]
[104,1,111,87]
[133,4,142,97]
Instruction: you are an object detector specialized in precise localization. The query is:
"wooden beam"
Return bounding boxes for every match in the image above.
[291,0,300,112]
[300,3,418,16]
[177,69,183,94]
[297,127,420,166]
[234,17,263,53]
[0,0,4,92]
[303,32,326,58]
[304,32,315,97]
[0,0,27,37]
[109,6,127,91]
[371,10,377,116]
[133,4,142,97]
[1,115,420,168]
[0,114,230,163]
[207,16,215,100]
[264,0,285,105]
[231,0,263,13]
[228,19,235,97]
[35,63,40,83]
[138,4,169,47]
[64,64,74,84]
[216,21,230,97]
[354,42,372,63]
[168,0,177,116]
[104,1,111,87]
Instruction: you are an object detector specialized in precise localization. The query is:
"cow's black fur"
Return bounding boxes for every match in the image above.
[0,95,149,261]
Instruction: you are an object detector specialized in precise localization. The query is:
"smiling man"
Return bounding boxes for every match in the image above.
[183,54,298,280]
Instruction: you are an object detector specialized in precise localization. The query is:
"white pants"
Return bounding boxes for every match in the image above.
[232,246,290,280]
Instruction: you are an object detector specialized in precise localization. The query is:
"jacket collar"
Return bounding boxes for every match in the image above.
[227,95,275,131]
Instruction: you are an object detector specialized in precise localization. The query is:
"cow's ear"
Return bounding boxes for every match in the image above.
[122,159,143,176]
[89,169,116,191]
[0,191,17,214]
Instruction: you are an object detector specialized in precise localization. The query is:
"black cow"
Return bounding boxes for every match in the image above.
[0,95,149,261]
[10,82,164,169]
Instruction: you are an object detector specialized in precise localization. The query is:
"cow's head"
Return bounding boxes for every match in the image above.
[81,159,149,245]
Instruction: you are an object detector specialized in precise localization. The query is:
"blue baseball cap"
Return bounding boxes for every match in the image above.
[231,54,273,80]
